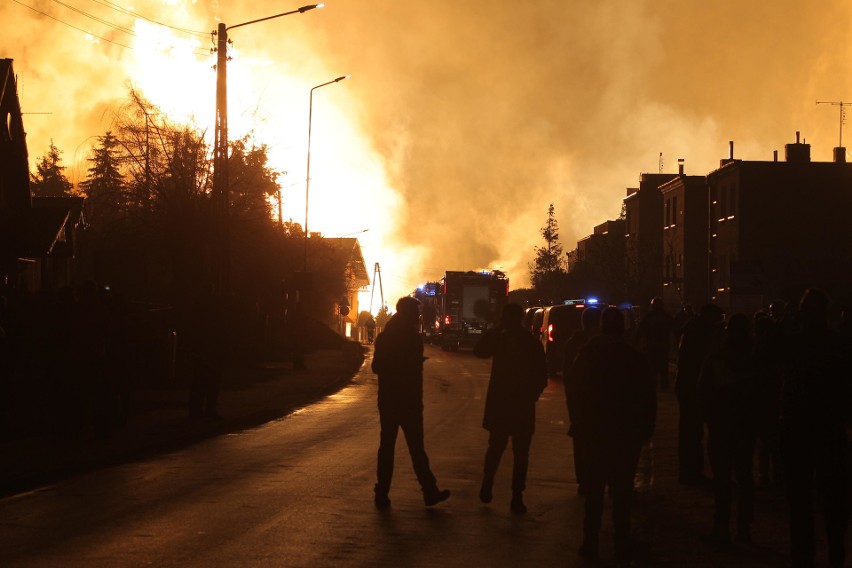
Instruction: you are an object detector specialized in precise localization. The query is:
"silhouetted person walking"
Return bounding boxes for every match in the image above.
[781,289,849,568]
[675,303,724,485]
[636,297,674,389]
[563,306,602,495]
[474,303,547,514]
[569,307,656,564]
[371,296,450,509]
[698,313,758,545]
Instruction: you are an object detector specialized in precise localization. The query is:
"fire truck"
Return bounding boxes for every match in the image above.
[412,281,442,343]
[434,270,509,351]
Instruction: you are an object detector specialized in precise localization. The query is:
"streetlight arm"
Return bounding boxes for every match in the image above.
[310,75,350,93]
[227,4,323,32]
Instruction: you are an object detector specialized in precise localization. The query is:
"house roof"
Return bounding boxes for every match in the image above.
[311,237,370,288]
[32,196,86,228]
[22,207,70,257]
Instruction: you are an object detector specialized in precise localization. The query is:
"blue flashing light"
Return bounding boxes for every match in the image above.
[586,297,599,305]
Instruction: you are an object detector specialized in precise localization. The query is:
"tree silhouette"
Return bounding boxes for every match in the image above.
[79,132,126,227]
[529,203,567,299]
[30,140,73,197]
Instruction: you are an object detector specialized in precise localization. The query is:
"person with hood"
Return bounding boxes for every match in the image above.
[371,296,450,509]
[474,303,548,514]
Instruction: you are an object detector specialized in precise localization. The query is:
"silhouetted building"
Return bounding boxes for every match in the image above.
[659,162,708,310]
[574,219,626,302]
[623,172,678,306]
[0,58,81,292]
[307,237,369,336]
[708,133,852,314]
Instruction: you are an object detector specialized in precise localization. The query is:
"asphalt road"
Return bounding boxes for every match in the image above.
[0,344,846,567]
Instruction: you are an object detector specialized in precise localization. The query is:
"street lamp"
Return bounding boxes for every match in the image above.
[213,3,323,295]
[303,74,350,272]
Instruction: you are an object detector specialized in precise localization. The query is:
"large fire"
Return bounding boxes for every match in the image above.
[23,1,421,313]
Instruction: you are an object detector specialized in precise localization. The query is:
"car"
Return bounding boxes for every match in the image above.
[523,307,542,337]
[529,307,545,342]
[540,298,605,378]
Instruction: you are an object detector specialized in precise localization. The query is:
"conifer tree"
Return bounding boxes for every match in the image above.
[30,140,73,197]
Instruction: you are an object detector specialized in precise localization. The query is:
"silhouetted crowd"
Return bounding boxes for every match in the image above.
[632,289,850,568]
[373,288,850,568]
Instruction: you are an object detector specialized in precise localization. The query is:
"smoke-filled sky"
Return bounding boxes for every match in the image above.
[4,0,851,307]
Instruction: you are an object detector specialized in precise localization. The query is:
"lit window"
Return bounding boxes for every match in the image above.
[672,196,678,227]
[728,183,737,219]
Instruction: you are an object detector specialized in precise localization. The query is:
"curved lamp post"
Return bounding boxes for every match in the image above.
[303,74,350,272]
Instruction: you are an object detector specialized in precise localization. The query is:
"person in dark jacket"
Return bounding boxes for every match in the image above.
[636,296,674,389]
[674,303,724,485]
[371,296,450,509]
[569,307,656,563]
[698,313,758,545]
[781,289,849,568]
[474,303,547,514]
[563,306,602,495]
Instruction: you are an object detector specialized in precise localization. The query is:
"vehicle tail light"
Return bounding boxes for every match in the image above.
[547,323,555,342]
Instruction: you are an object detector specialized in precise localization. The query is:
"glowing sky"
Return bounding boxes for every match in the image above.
[4,0,851,308]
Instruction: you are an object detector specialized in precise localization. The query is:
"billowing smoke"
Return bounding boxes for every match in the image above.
[3,0,850,303]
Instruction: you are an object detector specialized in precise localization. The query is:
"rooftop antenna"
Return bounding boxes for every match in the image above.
[816,100,852,147]
[658,152,663,173]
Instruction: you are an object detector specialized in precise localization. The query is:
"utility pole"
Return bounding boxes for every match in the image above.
[214,22,230,296]
[212,5,322,297]
[369,262,384,314]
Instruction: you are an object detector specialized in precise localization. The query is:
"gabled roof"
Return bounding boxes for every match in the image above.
[312,237,370,287]
[32,196,86,229]
[23,207,70,256]
[0,58,31,213]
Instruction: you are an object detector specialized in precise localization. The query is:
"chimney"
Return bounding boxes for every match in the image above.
[678,158,685,175]
[773,150,778,162]
[834,147,847,163]
[785,131,811,163]
[721,140,736,166]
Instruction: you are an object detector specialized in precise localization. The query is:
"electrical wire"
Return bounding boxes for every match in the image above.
[12,0,211,57]
[89,0,208,38]
[11,0,135,50]
[53,0,136,36]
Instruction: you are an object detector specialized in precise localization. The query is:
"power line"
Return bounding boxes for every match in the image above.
[12,0,135,50]
[52,0,136,36]
[90,0,208,37]
[13,0,210,56]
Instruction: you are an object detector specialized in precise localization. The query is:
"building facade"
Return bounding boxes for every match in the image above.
[659,167,708,310]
